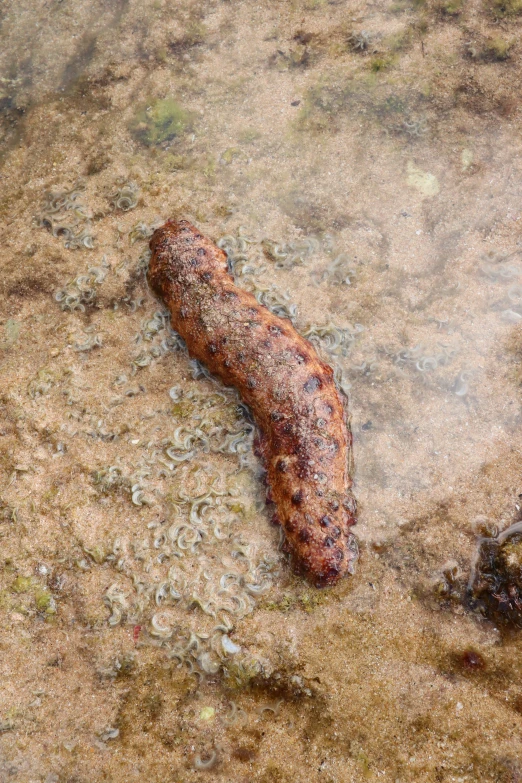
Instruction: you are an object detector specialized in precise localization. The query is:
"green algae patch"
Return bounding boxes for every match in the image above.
[199,706,215,721]
[435,0,465,15]
[482,36,513,60]
[130,98,191,146]
[11,576,33,593]
[220,147,248,165]
[11,576,56,616]
[35,589,57,615]
[486,0,522,17]
[370,57,391,72]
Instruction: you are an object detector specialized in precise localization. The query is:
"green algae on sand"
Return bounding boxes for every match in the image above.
[130,97,191,146]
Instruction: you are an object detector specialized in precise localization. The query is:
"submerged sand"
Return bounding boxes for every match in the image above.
[1,0,522,780]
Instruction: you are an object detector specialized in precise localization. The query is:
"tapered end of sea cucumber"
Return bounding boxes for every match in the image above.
[314,533,359,587]
[289,531,359,588]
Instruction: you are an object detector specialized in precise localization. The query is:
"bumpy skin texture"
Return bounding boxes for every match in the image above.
[148,219,358,586]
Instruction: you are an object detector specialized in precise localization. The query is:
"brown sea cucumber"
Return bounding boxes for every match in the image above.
[148,219,358,586]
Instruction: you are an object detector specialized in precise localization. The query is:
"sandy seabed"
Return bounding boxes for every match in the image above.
[1,0,522,780]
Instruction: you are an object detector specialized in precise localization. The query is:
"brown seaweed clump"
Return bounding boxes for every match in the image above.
[469,519,522,628]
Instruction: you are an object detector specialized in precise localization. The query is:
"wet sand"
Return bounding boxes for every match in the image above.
[1,0,522,780]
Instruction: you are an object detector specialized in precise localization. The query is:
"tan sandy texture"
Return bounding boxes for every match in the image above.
[1,0,522,781]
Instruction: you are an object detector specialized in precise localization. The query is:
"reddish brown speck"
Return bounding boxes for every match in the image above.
[459,650,485,671]
[286,517,297,532]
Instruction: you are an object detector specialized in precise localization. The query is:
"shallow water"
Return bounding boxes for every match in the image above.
[1,0,522,780]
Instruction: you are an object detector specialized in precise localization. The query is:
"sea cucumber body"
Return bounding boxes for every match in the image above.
[148,219,357,585]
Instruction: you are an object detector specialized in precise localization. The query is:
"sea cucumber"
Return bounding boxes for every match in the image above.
[148,219,358,586]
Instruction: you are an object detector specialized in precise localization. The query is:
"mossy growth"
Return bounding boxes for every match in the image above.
[482,36,512,60]
[11,576,56,616]
[11,576,33,593]
[35,589,57,616]
[156,46,168,63]
[130,98,192,146]
[220,147,248,165]
[370,57,390,72]
[485,0,522,16]
[170,399,195,419]
[433,0,464,15]
[386,28,413,52]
